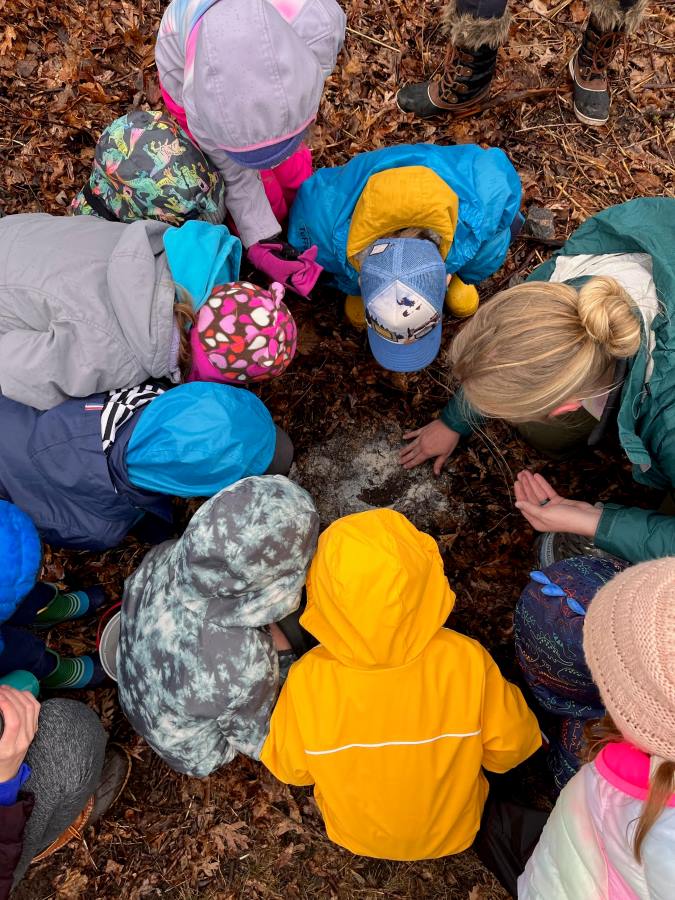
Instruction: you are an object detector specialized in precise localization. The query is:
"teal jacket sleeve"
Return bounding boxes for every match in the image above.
[595,425,675,561]
[439,389,481,437]
[595,504,675,563]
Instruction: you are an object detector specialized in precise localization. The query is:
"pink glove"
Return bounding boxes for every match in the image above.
[247,241,323,298]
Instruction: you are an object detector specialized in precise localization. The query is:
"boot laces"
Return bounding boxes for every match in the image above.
[578,22,623,79]
[439,46,489,103]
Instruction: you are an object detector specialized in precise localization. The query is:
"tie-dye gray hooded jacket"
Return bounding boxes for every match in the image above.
[117,475,319,777]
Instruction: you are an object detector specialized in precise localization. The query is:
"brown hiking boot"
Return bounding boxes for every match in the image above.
[570,16,624,126]
[397,44,497,118]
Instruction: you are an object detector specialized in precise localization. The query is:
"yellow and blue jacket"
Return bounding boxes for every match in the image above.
[287,143,522,316]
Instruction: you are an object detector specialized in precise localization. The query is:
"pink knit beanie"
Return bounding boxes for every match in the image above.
[187,281,297,384]
[584,557,675,760]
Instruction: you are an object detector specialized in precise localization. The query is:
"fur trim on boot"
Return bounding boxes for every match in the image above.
[586,0,649,34]
[442,0,512,50]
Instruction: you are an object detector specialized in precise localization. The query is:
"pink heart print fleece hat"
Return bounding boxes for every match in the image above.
[188,281,298,384]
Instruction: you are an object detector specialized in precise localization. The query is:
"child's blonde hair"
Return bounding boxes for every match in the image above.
[584,715,675,863]
[174,300,197,380]
[450,276,642,423]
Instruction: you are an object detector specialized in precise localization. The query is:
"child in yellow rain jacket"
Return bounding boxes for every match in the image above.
[261,509,541,860]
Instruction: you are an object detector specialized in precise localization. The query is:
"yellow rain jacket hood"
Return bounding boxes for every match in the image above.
[261,510,541,860]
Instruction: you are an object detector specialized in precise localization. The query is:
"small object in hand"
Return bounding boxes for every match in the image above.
[539,498,551,507]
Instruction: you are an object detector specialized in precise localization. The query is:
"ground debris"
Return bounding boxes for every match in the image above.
[4,0,673,897]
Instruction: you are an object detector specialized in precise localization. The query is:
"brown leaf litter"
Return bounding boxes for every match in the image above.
[1,0,674,897]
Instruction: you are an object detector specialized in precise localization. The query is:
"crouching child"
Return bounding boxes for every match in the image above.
[117,476,319,777]
[261,509,541,860]
[287,142,523,370]
[0,382,293,551]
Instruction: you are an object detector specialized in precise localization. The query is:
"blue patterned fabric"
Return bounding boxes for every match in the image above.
[117,476,319,777]
[515,555,629,790]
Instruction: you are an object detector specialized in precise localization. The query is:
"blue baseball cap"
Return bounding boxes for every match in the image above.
[359,238,447,372]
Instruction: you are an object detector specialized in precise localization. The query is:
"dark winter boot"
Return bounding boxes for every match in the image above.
[570,16,624,125]
[397,2,510,119]
[397,44,498,118]
[571,0,649,125]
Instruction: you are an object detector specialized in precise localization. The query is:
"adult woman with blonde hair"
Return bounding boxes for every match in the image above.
[400,197,675,564]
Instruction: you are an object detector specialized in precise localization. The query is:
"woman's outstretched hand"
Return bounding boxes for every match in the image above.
[514,470,602,538]
[400,420,460,475]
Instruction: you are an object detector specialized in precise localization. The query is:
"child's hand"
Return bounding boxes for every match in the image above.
[0,686,40,782]
[247,241,323,297]
[514,471,602,538]
[400,420,460,475]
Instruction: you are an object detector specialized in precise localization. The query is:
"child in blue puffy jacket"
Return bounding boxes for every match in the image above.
[288,143,522,356]
[0,382,293,551]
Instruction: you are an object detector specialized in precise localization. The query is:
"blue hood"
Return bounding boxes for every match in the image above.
[126,382,276,497]
[164,220,242,311]
[0,500,41,624]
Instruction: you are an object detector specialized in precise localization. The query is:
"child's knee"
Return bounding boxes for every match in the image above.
[29,699,107,790]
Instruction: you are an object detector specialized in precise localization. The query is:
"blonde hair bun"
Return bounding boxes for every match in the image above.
[449,276,643,424]
[577,276,641,358]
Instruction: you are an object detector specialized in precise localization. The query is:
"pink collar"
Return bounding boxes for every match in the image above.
[596,742,675,807]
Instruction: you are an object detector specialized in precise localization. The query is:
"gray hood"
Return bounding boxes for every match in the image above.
[0,214,175,409]
[117,475,319,777]
[187,0,345,152]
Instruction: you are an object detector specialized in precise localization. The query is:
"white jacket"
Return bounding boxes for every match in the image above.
[519,743,675,900]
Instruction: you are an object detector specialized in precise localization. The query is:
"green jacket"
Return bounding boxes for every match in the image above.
[440,198,675,563]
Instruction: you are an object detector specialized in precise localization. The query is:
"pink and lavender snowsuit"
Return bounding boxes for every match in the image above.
[156,0,346,246]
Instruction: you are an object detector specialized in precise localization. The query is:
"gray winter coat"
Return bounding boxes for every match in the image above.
[117,475,319,777]
[155,0,346,247]
[0,214,175,409]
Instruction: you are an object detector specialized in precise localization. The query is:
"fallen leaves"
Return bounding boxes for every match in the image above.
[4,0,674,898]
[0,23,16,54]
[211,821,250,856]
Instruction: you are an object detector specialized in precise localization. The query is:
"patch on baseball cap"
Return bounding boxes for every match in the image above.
[360,238,447,372]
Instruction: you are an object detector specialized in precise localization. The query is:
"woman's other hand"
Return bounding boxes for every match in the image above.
[514,470,602,538]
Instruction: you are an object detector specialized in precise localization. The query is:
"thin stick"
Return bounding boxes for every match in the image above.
[346,26,401,53]
[546,0,574,18]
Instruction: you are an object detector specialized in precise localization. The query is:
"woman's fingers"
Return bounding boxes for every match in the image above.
[532,472,559,500]
[526,473,551,506]
[515,471,541,505]
[402,451,428,470]
[402,428,423,441]
[399,441,421,463]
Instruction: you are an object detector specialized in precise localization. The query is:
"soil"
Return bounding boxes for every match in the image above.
[1,0,673,897]
[292,419,468,533]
